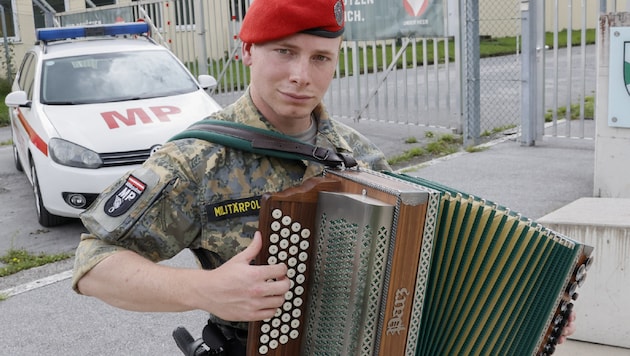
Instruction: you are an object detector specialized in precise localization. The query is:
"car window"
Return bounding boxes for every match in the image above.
[18,53,37,100]
[40,50,200,105]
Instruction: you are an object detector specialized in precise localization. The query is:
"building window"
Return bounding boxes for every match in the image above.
[0,0,17,38]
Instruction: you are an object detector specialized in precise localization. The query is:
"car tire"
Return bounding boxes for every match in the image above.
[30,159,68,227]
[13,142,24,172]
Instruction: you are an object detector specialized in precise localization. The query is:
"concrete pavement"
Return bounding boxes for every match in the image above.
[1,120,629,355]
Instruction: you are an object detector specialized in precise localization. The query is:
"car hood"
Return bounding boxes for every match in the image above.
[43,90,221,153]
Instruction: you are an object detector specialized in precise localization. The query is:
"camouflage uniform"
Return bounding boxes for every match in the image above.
[72,88,390,312]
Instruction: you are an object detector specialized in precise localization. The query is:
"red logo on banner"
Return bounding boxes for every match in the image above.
[403,0,429,17]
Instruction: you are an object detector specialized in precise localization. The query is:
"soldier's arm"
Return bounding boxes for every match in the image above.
[77,231,290,321]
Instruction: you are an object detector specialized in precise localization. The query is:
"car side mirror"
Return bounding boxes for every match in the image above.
[198,75,218,90]
[5,90,32,108]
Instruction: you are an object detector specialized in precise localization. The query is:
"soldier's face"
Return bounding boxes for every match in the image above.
[242,33,341,134]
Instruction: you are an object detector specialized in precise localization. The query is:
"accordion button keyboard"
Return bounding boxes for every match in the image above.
[256,208,313,354]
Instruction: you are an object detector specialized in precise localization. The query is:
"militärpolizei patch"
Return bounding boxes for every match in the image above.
[206,196,262,222]
[104,175,147,217]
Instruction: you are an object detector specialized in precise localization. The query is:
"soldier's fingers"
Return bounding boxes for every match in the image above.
[236,231,263,264]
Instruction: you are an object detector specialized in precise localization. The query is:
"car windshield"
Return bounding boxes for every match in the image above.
[41,50,200,105]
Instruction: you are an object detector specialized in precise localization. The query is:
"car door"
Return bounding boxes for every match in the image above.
[11,51,38,179]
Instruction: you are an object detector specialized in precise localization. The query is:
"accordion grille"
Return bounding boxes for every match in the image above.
[303,191,394,355]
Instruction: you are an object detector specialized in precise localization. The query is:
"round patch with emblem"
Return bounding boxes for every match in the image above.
[334,0,344,27]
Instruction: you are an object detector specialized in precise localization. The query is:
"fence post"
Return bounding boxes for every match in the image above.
[460,0,480,147]
[520,0,542,146]
[0,6,12,81]
[193,0,208,76]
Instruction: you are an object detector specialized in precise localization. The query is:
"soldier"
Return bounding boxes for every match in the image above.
[73,0,389,352]
[72,0,576,352]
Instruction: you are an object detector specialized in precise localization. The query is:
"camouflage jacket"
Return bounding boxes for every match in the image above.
[72,89,390,293]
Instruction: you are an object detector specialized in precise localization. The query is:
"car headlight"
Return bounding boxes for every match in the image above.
[49,138,103,169]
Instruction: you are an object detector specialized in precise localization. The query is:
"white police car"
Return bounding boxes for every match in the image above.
[6,23,222,227]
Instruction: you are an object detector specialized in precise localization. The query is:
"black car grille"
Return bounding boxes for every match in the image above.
[100,149,152,167]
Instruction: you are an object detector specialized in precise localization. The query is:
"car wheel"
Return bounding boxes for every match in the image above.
[13,142,24,172]
[30,160,67,227]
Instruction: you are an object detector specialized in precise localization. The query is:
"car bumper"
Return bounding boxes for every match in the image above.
[36,156,139,218]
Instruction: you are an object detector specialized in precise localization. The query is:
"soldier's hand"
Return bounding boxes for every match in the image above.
[557,310,577,344]
[203,231,290,321]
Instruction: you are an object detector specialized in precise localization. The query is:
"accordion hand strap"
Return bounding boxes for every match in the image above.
[168,119,358,169]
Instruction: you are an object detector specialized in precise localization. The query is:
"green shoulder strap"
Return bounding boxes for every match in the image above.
[168,119,357,169]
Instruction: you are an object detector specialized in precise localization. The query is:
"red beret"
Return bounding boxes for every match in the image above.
[239,0,345,44]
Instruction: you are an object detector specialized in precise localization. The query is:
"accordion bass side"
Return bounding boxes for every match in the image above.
[246,168,594,356]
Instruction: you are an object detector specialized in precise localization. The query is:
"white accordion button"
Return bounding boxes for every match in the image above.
[272,209,282,219]
[300,240,309,250]
[280,324,290,334]
[290,329,299,339]
[281,215,292,225]
[284,290,294,300]
[293,297,303,307]
[290,234,300,244]
[287,268,296,278]
[294,285,304,295]
[261,324,271,333]
[279,334,289,344]
[298,252,308,262]
[267,256,277,265]
[281,313,291,323]
[280,228,290,238]
[268,245,278,255]
[269,233,279,244]
[291,222,301,232]
[278,251,288,261]
[271,221,281,231]
[269,340,279,349]
[260,334,269,344]
[288,257,298,267]
[259,345,269,354]
[301,229,311,238]
[292,308,301,318]
[297,263,306,273]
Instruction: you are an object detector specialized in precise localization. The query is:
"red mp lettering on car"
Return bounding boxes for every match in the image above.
[101,106,182,129]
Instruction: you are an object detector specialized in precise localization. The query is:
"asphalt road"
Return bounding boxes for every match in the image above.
[0,142,85,256]
[0,139,213,355]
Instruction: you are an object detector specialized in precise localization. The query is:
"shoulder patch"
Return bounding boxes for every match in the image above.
[206,196,262,222]
[104,175,147,217]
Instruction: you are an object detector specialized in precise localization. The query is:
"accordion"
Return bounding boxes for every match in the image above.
[247,168,593,356]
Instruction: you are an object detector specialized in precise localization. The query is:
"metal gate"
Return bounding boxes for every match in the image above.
[55,0,612,144]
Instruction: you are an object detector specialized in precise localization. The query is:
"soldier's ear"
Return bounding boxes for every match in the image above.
[242,42,254,66]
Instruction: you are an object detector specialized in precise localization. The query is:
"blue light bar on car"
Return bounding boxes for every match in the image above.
[36,22,150,42]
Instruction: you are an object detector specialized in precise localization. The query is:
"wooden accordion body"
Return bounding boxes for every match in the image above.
[247,168,593,356]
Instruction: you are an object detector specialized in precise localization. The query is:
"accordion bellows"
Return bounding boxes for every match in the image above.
[247,168,593,356]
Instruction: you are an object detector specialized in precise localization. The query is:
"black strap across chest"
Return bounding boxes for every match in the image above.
[168,119,357,169]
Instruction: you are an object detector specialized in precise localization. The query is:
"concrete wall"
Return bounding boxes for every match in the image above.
[594,13,630,198]
[538,198,630,348]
